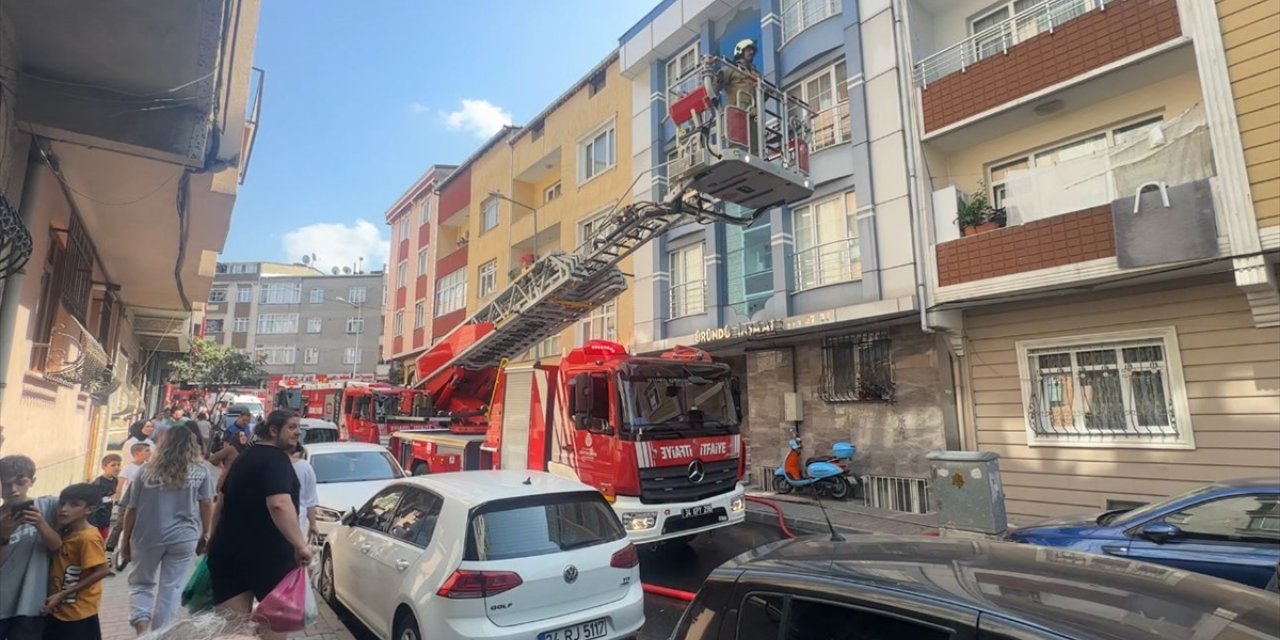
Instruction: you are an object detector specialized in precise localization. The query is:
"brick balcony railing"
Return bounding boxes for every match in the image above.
[935,206,1116,286]
[917,0,1181,133]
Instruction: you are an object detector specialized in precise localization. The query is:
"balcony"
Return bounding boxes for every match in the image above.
[782,0,841,44]
[810,101,851,152]
[436,244,468,276]
[794,238,862,291]
[669,281,707,319]
[912,0,1183,135]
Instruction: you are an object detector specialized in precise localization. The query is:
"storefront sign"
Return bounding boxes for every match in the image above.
[695,320,784,344]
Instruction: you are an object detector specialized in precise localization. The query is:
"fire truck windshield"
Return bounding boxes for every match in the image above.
[618,363,739,436]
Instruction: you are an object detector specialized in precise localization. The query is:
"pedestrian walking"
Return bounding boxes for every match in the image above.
[206,410,310,639]
[120,422,155,457]
[118,429,215,635]
[87,456,121,541]
[289,444,319,544]
[41,483,110,640]
[193,413,213,442]
[0,455,62,640]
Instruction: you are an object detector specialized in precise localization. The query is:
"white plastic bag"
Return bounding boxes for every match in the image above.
[303,569,318,628]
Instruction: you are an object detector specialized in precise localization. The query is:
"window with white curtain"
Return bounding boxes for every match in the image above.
[306,317,322,333]
[344,347,362,365]
[435,269,466,316]
[233,317,249,333]
[256,345,296,365]
[669,243,706,318]
[579,301,617,344]
[348,286,367,304]
[793,192,861,290]
[579,122,616,183]
[260,283,302,304]
[478,260,497,298]
[238,287,253,303]
[304,348,319,365]
[257,314,299,334]
[781,0,841,42]
[788,61,849,151]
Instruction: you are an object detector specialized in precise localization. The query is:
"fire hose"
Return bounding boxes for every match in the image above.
[640,495,799,603]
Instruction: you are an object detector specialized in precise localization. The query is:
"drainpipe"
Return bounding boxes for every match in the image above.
[890,0,933,335]
[0,149,41,420]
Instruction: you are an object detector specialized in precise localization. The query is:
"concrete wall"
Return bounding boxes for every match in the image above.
[743,325,953,483]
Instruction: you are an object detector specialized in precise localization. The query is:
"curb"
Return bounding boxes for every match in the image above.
[745,504,869,536]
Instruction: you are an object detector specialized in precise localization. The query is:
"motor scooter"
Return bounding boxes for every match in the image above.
[773,439,856,500]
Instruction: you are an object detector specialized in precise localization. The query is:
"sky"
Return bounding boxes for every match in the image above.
[224,1,659,274]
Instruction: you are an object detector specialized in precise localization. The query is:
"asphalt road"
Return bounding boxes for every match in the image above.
[332,521,786,640]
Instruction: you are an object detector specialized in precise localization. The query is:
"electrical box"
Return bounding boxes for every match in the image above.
[783,392,803,422]
[926,450,1007,536]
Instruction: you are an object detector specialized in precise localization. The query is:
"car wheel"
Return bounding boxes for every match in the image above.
[394,611,421,640]
[319,548,338,606]
[772,474,793,494]
[412,462,429,476]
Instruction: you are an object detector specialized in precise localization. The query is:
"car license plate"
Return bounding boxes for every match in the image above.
[538,618,607,640]
[681,504,713,518]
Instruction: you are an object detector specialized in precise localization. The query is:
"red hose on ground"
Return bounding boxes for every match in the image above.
[744,495,797,540]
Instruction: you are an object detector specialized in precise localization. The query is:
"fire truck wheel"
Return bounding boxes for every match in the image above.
[411,462,429,476]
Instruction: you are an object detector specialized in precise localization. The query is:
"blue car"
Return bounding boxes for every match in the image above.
[1007,477,1280,589]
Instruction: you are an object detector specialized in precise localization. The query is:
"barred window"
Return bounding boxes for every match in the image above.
[820,331,894,403]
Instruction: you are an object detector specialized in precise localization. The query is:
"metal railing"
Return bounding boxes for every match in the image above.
[41,316,110,390]
[810,101,851,151]
[782,0,842,43]
[794,237,861,291]
[669,280,707,318]
[913,0,1106,87]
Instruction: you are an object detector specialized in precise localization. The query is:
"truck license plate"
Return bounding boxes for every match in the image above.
[538,618,607,640]
[681,504,713,518]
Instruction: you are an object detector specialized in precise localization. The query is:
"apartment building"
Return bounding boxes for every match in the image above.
[617,0,956,511]
[205,262,385,377]
[901,0,1280,520]
[382,165,454,379]
[381,54,636,379]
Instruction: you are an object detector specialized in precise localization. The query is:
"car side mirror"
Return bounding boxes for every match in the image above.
[341,509,356,527]
[1140,522,1182,543]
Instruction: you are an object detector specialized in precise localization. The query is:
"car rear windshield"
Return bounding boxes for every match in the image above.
[465,491,625,561]
[311,451,403,484]
[302,428,338,444]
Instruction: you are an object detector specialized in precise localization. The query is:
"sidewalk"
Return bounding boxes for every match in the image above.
[745,491,937,537]
[99,564,356,640]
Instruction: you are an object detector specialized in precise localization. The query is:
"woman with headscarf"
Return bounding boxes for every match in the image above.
[119,427,215,634]
[121,420,155,457]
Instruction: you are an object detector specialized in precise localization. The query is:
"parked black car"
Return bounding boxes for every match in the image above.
[670,535,1279,640]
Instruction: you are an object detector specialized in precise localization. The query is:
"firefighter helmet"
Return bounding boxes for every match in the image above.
[733,38,757,61]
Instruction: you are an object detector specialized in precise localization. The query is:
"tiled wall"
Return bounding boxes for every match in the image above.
[935,207,1116,286]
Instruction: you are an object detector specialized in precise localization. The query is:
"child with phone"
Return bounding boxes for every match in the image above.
[0,455,62,640]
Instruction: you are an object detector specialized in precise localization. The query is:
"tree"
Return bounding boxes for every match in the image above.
[169,338,267,390]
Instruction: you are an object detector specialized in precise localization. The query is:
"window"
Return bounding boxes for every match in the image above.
[208,288,227,303]
[344,347,362,365]
[388,489,444,547]
[397,262,408,289]
[260,283,302,304]
[348,286,367,304]
[738,594,784,639]
[304,347,319,365]
[669,243,706,318]
[726,221,773,316]
[1016,327,1193,447]
[580,301,617,343]
[310,288,324,303]
[417,248,428,274]
[233,317,249,333]
[353,488,404,532]
[205,318,224,333]
[789,62,850,151]
[257,314,299,334]
[256,345,296,365]
[306,317,322,333]
[784,598,950,640]
[434,269,466,316]
[465,492,625,561]
[393,311,404,335]
[481,198,499,233]
[237,286,253,303]
[579,122,616,183]
[418,200,431,226]
[1164,495,1280,543]
[525,335,561,361]
[793,192,861,290]
[821,331,894,402]
[399,217,410,241]
[478,260,498,298]
[970,0,1095,61]
[781,0,841,42]
[666,42,700,98]
[543,182,562,204]
[346,318,364,334]
[414,302,425,328]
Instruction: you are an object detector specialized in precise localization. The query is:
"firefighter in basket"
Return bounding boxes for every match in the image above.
[714,38,760,154]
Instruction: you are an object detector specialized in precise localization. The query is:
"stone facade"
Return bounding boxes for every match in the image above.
[742,326,956,487]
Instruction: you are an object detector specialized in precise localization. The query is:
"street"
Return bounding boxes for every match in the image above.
[330,522,787,640]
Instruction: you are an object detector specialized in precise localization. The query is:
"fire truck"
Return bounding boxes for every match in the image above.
[272,375,450,444]
[390,55,815,543]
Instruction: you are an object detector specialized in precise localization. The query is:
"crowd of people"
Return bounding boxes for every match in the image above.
[0,404,319,640]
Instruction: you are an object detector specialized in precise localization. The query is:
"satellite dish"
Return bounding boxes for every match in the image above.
[331,267,339,275]
[301,255,311,264]
[343,266,352,274]
[311,253,318,263]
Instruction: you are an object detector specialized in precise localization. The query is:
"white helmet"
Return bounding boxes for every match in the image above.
[733,38,757,61]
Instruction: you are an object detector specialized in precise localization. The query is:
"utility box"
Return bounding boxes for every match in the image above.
[783,393,803,423]
[926,450,1007,536]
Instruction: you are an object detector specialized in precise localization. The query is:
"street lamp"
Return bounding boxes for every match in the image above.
[489,190,540,261]
[335,296,365,377]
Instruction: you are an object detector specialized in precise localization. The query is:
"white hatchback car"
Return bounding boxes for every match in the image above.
[307,442,404,540]
[318,470,644,640]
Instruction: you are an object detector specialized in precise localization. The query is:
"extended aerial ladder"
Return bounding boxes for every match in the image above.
[413,56,816,409]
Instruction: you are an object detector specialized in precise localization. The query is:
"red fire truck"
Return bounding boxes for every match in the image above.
[388,55,814,544]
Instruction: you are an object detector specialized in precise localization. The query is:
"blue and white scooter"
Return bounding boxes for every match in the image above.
[773,438,856,500]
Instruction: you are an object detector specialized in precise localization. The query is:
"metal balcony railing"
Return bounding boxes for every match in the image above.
[794,238,861,291]
[913,0,1107,87]
[238,67,264,185]
[782,0,842,43]
[41,315,111,391]
[811,101,851,151]
[669,281,707,318]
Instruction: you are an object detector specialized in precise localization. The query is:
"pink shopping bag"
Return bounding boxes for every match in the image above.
[251,567,309,633]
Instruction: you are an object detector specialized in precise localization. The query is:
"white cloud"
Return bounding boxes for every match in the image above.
[282,220,389,275]
[439,99,512,139]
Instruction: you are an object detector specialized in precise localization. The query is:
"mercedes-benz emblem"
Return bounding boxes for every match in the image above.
[563,564,579,584]
[687,460,706,484]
